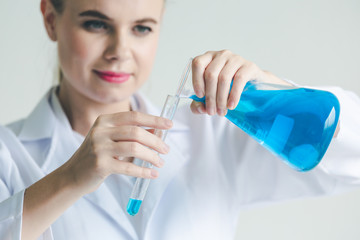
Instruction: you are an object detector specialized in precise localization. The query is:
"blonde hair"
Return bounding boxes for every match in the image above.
[50,0,65,82]
[50,0,64,14]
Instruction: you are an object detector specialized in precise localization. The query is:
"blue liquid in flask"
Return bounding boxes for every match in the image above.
[191,81,340,171]
[127,198,142,216]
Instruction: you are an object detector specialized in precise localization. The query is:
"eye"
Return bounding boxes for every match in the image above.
[83,20,109,32]
[133,25,152,35]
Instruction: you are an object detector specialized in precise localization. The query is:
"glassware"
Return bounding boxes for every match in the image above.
[180,59,340,171]
[127,96,181,216]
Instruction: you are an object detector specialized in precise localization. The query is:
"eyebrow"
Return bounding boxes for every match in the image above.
[135,18,158,25]
[79,10,158,24]
[79,10,110,20]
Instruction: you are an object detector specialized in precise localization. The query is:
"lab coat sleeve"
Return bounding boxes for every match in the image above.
[231,86,360,207]
[0,190,24,240]
[0,134,54,240]
[315,86,360,183]
[0,138,24,240]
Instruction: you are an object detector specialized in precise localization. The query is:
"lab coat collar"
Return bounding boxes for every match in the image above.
[17,89,56,141]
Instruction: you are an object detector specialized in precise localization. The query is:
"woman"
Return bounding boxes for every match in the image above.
[1,0,360,239]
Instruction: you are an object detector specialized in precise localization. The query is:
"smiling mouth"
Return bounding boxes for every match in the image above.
[93,70,131,84]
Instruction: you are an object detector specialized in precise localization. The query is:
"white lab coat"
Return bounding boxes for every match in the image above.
[1,86,360,240]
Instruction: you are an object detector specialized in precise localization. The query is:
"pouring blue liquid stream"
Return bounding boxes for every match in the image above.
[127,60,340,216]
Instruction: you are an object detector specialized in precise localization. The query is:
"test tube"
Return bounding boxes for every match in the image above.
[127,95,180,216]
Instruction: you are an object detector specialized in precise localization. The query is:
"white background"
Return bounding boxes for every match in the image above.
[1,0,360,239]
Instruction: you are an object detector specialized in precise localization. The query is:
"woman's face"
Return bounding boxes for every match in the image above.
[54,0,164,104]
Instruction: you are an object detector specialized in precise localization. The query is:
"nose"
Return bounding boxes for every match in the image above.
[104,30,132,62]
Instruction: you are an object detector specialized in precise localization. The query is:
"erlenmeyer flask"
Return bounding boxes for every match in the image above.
[179,62,340,171]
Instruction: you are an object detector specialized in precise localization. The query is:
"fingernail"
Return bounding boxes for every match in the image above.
[159,158,165,167]
[163,143,170,153]
[197,105,204,114]
[151,169,159,178]
[217,108,226,116]
[165,119,173,127]
[228,101,235,110]
[195,89,205,98]
[209,107,216,116]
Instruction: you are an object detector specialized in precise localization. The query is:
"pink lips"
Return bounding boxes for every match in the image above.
[94,70,131,84]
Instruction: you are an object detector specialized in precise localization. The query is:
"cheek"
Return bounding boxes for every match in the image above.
[135,37,159,77]
[58,28,100,74]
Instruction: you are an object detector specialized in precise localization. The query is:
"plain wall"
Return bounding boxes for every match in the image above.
[1,0,360,239]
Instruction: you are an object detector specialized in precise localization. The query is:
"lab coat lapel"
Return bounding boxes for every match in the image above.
[82,182,138,239]
[130,93,191,237]
[0,127,45,186]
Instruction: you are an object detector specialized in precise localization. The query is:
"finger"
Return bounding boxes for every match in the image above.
[112,161,159,179]
[146,128,164,139]
[192,53,213,98]
[216,57,245,116]
[227,64,254,110]
[112,142,165,168]
[190,101,206,114]
[203,53,230,115]
[98,111,173,129]
[109,126,170,154]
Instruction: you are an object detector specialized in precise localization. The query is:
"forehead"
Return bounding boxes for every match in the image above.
[65,0,164,20]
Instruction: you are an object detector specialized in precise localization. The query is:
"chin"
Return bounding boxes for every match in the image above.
[93,90,133,105]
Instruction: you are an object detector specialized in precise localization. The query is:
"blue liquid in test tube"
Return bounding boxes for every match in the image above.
[127,198,142,216]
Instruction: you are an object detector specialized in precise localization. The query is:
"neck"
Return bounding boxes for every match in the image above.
[57,82,131,136]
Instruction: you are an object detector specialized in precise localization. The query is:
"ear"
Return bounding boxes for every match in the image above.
[40,0,58,41]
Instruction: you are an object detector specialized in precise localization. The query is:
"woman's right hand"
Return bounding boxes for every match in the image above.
[63,111,173,195]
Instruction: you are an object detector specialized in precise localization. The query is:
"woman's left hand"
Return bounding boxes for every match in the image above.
[191,50,288,116]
